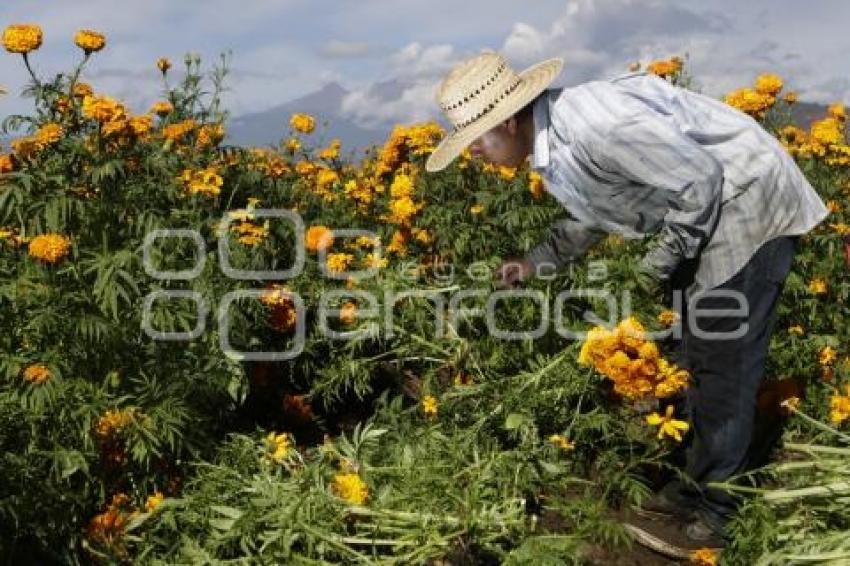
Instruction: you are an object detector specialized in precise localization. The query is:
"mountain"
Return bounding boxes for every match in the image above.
[225,82,391,158]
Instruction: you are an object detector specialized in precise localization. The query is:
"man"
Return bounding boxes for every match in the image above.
[425,50,828,551]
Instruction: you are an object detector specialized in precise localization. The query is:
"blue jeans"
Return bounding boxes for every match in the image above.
[668,235,799,530]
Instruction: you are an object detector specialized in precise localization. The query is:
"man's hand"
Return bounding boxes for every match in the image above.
[493,258,534,289]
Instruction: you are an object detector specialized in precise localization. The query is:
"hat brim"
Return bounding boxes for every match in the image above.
[425,57,564,173]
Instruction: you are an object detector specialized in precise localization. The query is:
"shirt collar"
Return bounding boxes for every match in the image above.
[531,91,551,170]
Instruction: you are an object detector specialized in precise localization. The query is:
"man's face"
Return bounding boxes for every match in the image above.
[467,118,528,168]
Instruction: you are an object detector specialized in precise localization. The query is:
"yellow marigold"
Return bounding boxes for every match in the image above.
[783,91,798,104]
[548,434,575,451]
[180,167,223,198]
[289,112,315,134]
[819,346,837,366]
[828,102,846,121]
[11,136,42,159]
[363,252,388,270]
[230,221,268,246]
[724,87,775,116]
[657,310,680,327]
[94,408,134,440]
[788,325,804,336]
[421,395,438,418]
[810,118,843,147]
[830,385,850,425]
[332,472,368,505]
[689,547,718,566]
[157,57,171,74]
[389,172,415,198]
[808,278,828,295]
[387,230,408,256]
[285,137,301,153]
[326,253,354,274]
[315,168,340,199]
[150,101,173,116]
[161,119,196,142]
[498,166,517,180]
[831,222,850,236]
[28,233,72,264]
[754,73,783,96]
[0,154,14,174]
[264,431,293,463]
[411,228,433,245]
[470,203,484,215]
[305,226,334,253]
[318,138,341,161]
[36,123,63,145]
[145,492,164,512]
[74,29,106,53]
[128,115,152,137]
[73,82,93,98]
[827,200,841,214]
[388,196,422,225]
[646,405,690,442]
[197,123,225,148]
[22,364,51,384]
[82,95,126,124]
[528,171,545,199]
[340,302,357,326]
[3,24,42,54]
[647,57,682,78]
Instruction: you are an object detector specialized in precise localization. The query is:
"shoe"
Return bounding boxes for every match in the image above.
[632,481,696,520]
[622,513,725,560]
[684,510,727,549]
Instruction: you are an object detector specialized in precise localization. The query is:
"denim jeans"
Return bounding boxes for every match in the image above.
[667,235,800,529]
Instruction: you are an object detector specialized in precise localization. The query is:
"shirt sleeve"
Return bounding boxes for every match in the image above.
[594,114,724,280]
[523,215,607,270]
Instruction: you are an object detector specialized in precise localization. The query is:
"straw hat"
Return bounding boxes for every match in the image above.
[425,50,564,173]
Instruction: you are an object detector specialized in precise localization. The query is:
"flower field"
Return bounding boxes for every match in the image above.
[1,28,850,565]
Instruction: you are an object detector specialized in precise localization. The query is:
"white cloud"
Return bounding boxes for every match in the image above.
[320,40,371,59]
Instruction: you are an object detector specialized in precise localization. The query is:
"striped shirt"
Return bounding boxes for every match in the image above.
[525,71,829,296]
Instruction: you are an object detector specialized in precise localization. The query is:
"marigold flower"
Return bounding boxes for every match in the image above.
[305,226,334,253]
[264,431,293,463]
[28,233,72,264]
[528,171,546,199]
[470,203,484,215]
[74,29,106,53]
[389,173,415,198]
[646,405,690,442]
[724,87,775,117]
[150,101,173,116]
[657,310,680,327]
[819,346,837,366]
[754,73,783,96]
[548,434,575,451]
[157,57,171,74]
[289,112,315,134]
[145,492,164,512]
[339,302,358,326]
[808,278,828,295]
[830,385,850,425]
[0,154,14,174]
[3,24,42,54]
[161,119,196,142]
[783,91,798,104]
[318,138,341,161]
[363,252,388,270]
[22,364,51,384]
[82,95,126,124]
[326,253,354,274]
[788,325,804,336]
[36,123,63,145]
[332,472,368,505]
[828,102,846,121]
[73,82,93,98]
[421,395,438,418]
[647,57,682,78]
[689,547,718,565]
[179,167,223,198]
[94,408,135,440]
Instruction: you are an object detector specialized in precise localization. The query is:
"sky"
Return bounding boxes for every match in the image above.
[1,0,849,132]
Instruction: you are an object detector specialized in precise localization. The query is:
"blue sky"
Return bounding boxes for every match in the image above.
[1,0,849,131]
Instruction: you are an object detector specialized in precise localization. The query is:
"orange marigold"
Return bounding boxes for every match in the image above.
[28,233,72,264]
